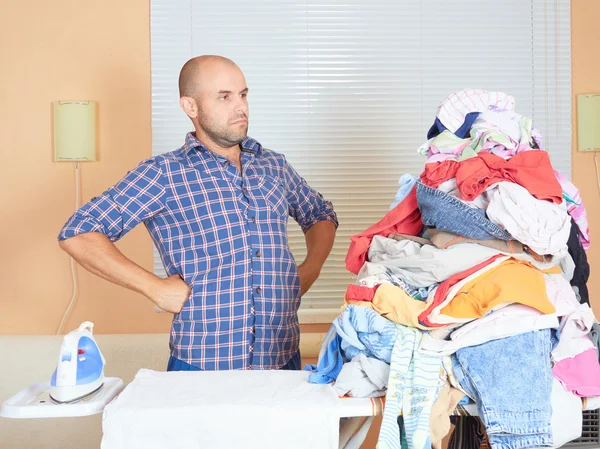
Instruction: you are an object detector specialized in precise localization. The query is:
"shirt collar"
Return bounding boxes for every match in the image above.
[184,132,263,156]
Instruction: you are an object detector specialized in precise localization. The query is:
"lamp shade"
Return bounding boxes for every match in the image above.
[53,101,97,162]
[577,94,600,152]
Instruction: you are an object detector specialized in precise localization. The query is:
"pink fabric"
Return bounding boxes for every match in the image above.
[345,284,379,302]
[554,170,591,250]
[552,348,600,397]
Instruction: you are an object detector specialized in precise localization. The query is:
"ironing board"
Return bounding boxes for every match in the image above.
[99,369,379,449]
[101,369,351,449]
[99,369,600,449]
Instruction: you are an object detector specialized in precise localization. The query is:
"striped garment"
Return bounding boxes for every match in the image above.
[377,324,442,449]
[59,132,338,370]
[435,89,515,134]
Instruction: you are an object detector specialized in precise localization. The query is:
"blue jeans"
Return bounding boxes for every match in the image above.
[451,330,553,449]
[167,351,302,371]
[416,181,512,241]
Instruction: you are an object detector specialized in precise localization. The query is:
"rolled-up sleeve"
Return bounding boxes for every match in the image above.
[283,157,338,233]
[58,159,167,242]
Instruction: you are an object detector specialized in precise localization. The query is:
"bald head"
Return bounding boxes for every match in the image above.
[178,55,239,99]
[178,55,249,150]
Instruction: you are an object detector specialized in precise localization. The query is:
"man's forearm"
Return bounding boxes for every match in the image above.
[59,232,161,298]
[302,220,336,270]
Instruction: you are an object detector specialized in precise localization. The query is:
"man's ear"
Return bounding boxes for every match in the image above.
[180,96,199,119]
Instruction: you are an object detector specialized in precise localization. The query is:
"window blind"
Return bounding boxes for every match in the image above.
[150,0,572,323]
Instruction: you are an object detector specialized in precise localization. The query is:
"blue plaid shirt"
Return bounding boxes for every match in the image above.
[58,133,338,370]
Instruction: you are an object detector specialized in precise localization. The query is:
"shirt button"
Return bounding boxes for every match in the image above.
[256,287,262,294]
[251,217,256,223]
[255,250,261,258]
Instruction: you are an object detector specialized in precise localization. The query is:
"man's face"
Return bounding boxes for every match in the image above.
[195,65,249,148]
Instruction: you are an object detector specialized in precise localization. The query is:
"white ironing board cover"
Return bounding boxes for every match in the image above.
[99,368,600,449]
[101,369,340,449]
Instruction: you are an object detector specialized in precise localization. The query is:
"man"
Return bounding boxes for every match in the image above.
[58,55,338,371]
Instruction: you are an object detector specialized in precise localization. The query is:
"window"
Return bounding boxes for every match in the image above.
[151,0,572,323]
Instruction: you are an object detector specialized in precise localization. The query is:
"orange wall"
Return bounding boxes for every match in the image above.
[572,0,600,314]
[0,0,597,335]
[0,0,172,334]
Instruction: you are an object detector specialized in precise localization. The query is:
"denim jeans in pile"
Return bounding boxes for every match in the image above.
[451,329,553,449]
[416,181,512,241]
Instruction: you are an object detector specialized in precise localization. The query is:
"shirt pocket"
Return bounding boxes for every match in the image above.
[259,174,289,219]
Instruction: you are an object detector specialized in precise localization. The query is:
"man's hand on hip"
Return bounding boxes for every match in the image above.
[150,275,191,313]
[297,263,320,296]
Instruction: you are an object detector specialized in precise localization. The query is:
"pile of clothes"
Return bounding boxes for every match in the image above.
[306,89,600,449]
